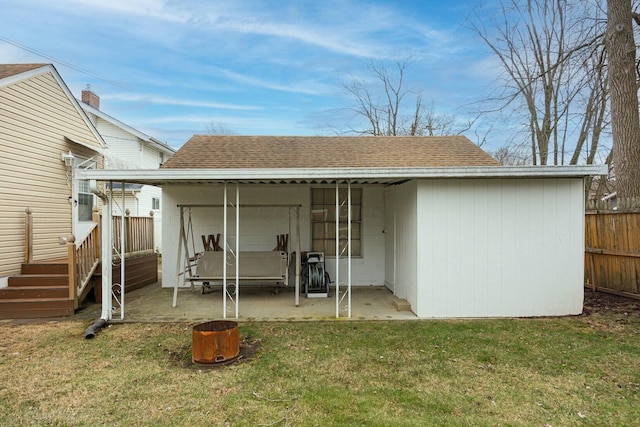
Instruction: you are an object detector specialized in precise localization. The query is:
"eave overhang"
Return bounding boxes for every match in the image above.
[79,165,608,187]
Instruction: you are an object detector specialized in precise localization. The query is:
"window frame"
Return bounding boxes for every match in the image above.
[311,187,362,257]
[77,160,97,222]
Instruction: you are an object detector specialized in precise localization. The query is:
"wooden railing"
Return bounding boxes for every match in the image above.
[112,210,155,258]
[24,208,33,263]
[66,210,101,308]
[24,207,155,309]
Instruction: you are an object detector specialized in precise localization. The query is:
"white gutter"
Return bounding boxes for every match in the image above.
[80,165,607,184]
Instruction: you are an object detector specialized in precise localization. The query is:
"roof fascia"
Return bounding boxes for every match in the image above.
[48,66,107,149]
[80,103,175,154]
[0,64,50,88]
[80,165,608,184]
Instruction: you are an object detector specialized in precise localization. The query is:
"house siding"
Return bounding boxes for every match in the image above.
[142,144,161,169]
[89,113,165,250]
[0,71,102,278]
[96,120,139,167]
[161,184,387,288]
[415,178,584,318]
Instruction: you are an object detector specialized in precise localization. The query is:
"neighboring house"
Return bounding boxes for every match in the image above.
[82,135,606,320]
[78,91,175,252]
[0,64,106,285]
[0,64,158,320]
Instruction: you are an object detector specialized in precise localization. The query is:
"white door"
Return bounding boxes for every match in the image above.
[73,158,98,241]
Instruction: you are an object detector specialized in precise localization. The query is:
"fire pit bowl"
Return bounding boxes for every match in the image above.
[192,320,240,365]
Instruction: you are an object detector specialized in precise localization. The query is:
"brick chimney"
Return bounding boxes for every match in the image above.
[81,85,100,110]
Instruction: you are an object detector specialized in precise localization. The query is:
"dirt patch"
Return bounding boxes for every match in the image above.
[167,338,261,370]
[583,289,640,316]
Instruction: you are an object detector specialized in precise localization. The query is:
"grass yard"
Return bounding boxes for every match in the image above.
[0,296,639,426]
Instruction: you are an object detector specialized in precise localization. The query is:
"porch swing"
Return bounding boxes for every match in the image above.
[172,185,303,318]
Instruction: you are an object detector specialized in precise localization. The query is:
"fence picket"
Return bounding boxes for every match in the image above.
[585,198,640,298]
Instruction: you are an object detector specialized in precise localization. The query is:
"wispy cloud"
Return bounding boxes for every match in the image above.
[0,0,496,146]
[67,0,191,23]
[209,67,335,96]
[102,93,262,111]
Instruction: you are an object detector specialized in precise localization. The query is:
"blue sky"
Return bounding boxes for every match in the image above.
[0,0,503,149]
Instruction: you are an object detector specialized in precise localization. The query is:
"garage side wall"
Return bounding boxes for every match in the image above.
[384,181,418,308]
[416,178,584,318]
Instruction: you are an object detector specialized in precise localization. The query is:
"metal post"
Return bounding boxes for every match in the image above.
[295,206,301,307]
[101,182,113,320]
[172,206,183,307]
[347,181,352,318]
[335,182,340,318]
[120,181,125,320]
[223,183,227,319]
[235,183,239,319]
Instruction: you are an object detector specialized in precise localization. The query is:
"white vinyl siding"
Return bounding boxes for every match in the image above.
[0,71,103,276]
[96,121,139,168]
[142,144,161,169]
[87,112,168,252]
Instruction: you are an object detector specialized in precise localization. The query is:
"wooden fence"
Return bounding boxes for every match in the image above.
[584,197,640,300]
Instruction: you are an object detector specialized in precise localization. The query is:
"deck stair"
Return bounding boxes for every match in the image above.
[0,261,75,319]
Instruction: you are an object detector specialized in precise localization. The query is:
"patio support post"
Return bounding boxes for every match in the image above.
[120,181,125,320]
[172,206,184,307]
[223,183,228,319]
[235,183,239,319]
[296,206,301,307]
[335,182,340,318]
[101,182,113,320]
[347,181,352,318]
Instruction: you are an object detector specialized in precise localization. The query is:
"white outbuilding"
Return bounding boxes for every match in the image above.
[82,135,605,320]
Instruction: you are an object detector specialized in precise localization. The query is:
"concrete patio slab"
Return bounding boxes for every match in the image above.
[77,282,418,323]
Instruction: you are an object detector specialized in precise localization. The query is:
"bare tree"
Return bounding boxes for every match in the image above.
[492,144,531,165]
[470,0,609,166]
[607,0,640,198]
[206,121,236,135]
[341,60,474,137]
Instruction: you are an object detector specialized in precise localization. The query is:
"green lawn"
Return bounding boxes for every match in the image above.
[1,311,639,426]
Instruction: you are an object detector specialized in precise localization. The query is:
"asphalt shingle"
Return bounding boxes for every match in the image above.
[0,64,48,80]
[161,135,500,169]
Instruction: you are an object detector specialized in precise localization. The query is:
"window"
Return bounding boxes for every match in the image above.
[158,151,164,166]
[77,163,96,221]
[311,188,362,256]
[152,197,160,210]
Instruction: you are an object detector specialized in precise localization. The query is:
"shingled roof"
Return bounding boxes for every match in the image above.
[161,135,499,169]
[0,64,48,80]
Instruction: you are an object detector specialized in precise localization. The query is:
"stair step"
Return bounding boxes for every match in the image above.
[8,274,68,287]
[0,286,69,299]
[392,297,412,311]
[0,298,74,319]
[21,262,68,275]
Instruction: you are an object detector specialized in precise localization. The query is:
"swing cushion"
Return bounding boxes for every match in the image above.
[196,251,288,282]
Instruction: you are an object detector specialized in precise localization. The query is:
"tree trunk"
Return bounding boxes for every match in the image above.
[607,0,640,199]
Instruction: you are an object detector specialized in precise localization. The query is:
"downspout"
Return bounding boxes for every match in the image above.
[84,179,112,339]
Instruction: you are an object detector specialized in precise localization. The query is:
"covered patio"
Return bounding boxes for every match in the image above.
[77,280,417,322]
